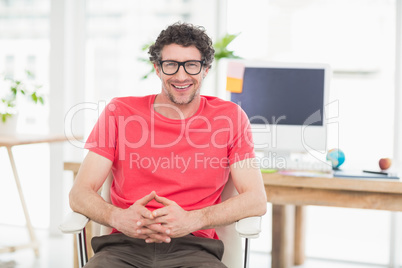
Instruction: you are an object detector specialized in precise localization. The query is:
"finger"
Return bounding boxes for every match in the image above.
[133,234,149,240]
[136,224,170,236]
[147,223,171,235]
[137,215,169,229]
[145,238,171,244]
[138,217,159,227]
[145,233,171,244]
[135,225,171,244]
[120,230,149,241]
[138,207,153,219]
[135,191,157,206]
[152,207,169,218]
[153,194,174,206]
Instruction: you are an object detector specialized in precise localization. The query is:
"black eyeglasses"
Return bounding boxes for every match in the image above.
[159,60,205,75]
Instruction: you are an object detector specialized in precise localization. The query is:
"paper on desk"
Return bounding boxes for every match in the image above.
[226,61,245,93]
[226,77,243,93]
[334,170,400,180]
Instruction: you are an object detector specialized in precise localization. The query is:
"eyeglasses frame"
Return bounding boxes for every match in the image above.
[159,60,205,75]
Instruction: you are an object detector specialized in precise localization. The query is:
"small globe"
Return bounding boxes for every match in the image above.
[326,149,345,169]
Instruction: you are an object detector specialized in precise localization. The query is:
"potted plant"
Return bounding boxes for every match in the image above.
[0,70,44,135]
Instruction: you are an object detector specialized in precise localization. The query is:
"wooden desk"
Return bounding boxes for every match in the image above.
[0,134,77,257]
[264,172,402,268]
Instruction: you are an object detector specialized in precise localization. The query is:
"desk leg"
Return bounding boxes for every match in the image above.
[272,204,295,268]
[294,206,306,265]
[6,146,39,257]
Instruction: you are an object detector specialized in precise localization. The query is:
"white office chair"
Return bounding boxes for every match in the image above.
[60,174,263,268]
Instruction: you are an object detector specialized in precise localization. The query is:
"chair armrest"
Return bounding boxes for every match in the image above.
[59,211,89,234]
[235,216,262,239]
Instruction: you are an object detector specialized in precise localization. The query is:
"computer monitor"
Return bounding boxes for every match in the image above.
[230,61,331,158]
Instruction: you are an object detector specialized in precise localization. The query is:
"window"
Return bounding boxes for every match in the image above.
[0,0,50,228]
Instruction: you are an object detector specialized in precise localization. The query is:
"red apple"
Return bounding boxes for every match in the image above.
[379,158,392,170]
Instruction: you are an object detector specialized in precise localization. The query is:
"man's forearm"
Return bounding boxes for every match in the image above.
[197,159,268,231]
[68,151,120,228]
[196,189,267,231]
[69,186,119,228]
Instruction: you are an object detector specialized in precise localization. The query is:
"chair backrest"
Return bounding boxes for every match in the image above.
[215,176,243,267]
[95,173,243,268]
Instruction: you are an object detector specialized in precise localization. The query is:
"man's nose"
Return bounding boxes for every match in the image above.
[175,65,188,78]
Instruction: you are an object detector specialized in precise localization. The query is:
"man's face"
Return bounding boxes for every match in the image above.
[155,44,209,106]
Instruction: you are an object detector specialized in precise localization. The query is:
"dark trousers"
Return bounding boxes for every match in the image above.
[84,233,227,268]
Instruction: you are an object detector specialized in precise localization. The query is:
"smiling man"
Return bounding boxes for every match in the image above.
[69,22,267,268]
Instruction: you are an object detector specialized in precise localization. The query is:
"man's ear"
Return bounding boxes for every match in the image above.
[154,63,161,78]
[203,67,210,78]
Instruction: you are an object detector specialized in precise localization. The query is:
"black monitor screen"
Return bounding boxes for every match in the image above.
[231,67,325,126]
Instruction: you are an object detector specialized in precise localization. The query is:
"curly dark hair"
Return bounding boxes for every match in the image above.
[148,22,215,69]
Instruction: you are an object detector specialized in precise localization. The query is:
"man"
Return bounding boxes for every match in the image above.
[69,22,267,268]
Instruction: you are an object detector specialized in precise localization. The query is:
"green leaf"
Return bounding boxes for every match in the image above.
[31,92,38,103]
[1,113,12,123]
[141,41,154,51]
[141,68,156,80]
[213,33,242,62]
[139,42,156,79]
[26,70,34,78]
[138,57,151,63]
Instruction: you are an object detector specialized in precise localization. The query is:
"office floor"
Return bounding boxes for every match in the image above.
[0,225,388,268]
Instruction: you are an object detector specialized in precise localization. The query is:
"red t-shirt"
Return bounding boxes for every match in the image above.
[85,95,255,239]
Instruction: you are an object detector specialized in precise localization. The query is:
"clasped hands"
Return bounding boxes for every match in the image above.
[114,191,199,244]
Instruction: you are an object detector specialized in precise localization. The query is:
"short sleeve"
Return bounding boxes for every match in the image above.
[85,100,118,162]
[227,105,255,164]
